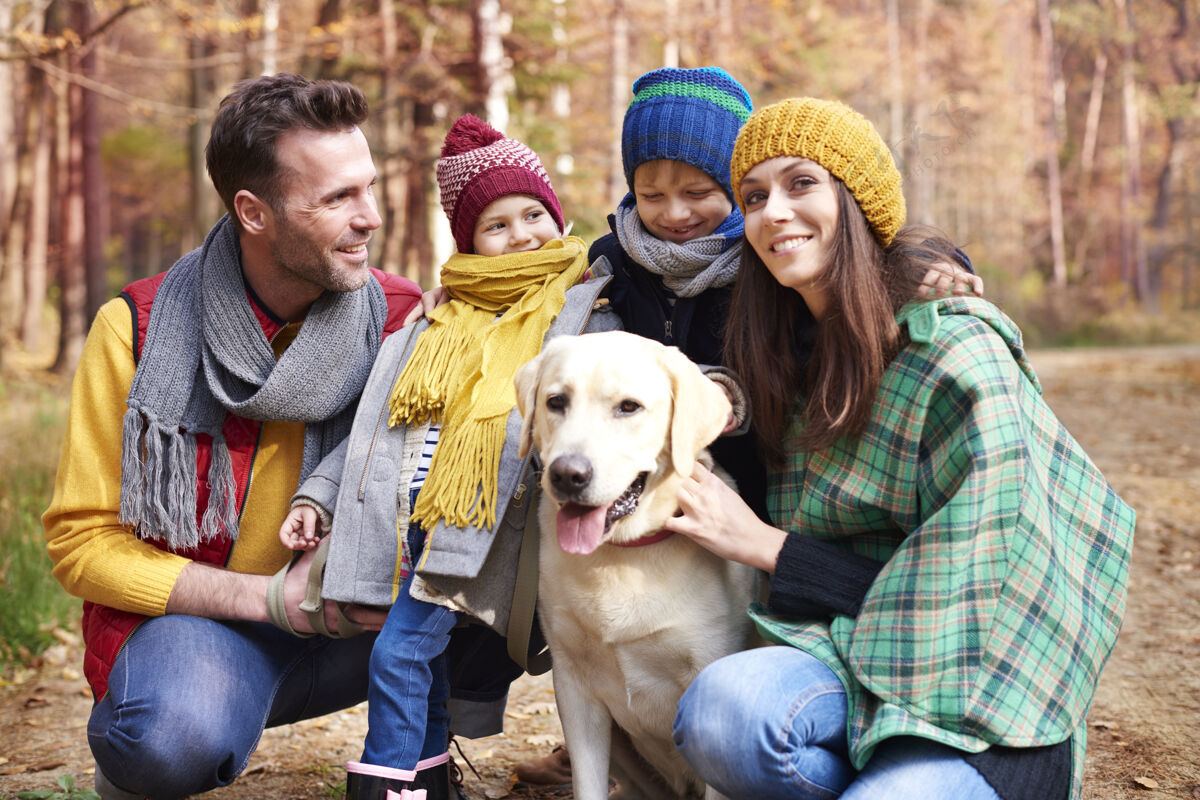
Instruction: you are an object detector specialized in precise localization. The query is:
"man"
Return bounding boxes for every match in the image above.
[43,73,422,799]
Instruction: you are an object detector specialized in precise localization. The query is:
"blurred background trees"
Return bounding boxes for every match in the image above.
[1,0,1197,373]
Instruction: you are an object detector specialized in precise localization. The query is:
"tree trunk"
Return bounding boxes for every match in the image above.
[473,0,508,129]
[886,0,904,148]
[0,0,14,236]
[905,0,932,224]
[378,0,406,274]
[607,0,628,209]
[54,49,87,375]
[1146,0,1199,308]
[1036,0,1067,287]
[1115,0,1152,308]
[402,100,436,288]
[187,25,218,251]
[307,0,342,80]
[0,0,17,355]
[240,0,259,75]
[1147,117,1185,302]
[242,0,279,76]
[21,63,52,352]
[77,0,107,322]
[1072,50,1107,280]
[663,0,679,68]
[261,0,279,75]
[549,0,570,174]
[1183,164,1195,309]
[699,0,731,64]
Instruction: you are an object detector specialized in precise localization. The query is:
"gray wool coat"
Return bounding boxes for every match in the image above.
[293,270,617,663]
[297,272,616,617]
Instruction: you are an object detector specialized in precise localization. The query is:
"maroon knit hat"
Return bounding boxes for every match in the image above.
[436,114,565,254]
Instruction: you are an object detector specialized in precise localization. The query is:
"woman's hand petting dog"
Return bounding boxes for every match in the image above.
[665,462,788,573]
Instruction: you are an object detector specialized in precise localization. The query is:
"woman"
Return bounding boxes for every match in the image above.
[663,97,1135,800]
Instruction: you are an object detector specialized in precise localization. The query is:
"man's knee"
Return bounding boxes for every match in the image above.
[89,695,250,797]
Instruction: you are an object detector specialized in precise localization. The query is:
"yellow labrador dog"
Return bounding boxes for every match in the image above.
[515,331,759,800]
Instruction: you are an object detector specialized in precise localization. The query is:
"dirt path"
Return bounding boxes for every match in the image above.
[2,345,1197,800]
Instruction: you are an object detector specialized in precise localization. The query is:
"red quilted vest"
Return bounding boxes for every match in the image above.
[82,268,420,699]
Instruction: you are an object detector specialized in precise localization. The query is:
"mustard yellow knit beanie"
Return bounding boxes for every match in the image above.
[730,97,906,246]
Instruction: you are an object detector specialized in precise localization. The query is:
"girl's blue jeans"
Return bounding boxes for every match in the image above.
[673,646,1002,800]
[360,521,460,769]
[88,615,376,798]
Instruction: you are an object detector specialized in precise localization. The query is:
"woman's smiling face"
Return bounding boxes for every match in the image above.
[739,156,840,319]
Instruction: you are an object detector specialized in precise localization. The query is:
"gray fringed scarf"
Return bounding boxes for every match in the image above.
[119,215,387,550]
[615,200,743,298]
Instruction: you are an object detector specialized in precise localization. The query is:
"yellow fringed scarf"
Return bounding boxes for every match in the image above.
[390,236,589,530]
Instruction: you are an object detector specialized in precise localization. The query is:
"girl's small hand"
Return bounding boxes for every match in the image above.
[278,504,323,551]
[664,462,787,572]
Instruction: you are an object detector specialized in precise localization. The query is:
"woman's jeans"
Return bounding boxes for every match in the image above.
[360,522,460,769]
[88,615,376,799]
[673,646,1002,800]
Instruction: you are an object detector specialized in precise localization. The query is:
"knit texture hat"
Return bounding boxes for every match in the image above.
[437,114,564,254]
[622,67,752,200]
[730,97,906,245]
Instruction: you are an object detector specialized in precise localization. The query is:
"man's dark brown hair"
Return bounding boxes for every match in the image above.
[205,72,368,226]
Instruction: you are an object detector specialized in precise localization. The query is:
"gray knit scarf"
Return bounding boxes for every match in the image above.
[119,215,387,550]
[615,200,743,298]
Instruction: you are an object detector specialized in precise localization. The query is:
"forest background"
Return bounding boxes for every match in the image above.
[1,0,1199,374]
[1,2,1199,798]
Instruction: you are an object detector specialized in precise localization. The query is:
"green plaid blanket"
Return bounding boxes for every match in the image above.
[755,297,1135,798]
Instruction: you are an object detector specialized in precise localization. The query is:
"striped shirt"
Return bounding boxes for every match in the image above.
[409,424,440,493]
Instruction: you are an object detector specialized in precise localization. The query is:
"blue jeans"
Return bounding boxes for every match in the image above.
[673,647,1001,800]
[88,615,376,798]
[361,523,460,769]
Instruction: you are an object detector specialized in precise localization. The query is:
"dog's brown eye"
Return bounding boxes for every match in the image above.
[546,394,567,412]
[617,399,641,415]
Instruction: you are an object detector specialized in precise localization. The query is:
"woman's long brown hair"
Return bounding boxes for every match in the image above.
[724,180,959,469]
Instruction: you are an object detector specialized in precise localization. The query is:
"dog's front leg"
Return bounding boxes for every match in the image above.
[552,661,613,800]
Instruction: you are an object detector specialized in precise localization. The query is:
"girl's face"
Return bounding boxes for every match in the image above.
[739,156,840,319]
[472,195,561,256]
[633,160,733,244]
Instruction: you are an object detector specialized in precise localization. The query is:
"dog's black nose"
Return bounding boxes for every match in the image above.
[549,455,592,495]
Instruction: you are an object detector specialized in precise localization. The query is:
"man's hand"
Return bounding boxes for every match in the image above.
[281,546,387,634]
[167,557,386,633]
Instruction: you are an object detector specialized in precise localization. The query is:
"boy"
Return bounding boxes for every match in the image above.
[514,64,763,790]
[588,66,768,520]
[280,113,617,800]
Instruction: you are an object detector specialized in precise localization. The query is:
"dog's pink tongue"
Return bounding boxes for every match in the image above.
[556,503,608,555]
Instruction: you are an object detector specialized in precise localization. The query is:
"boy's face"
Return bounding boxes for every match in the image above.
[632,160,733,244]
[471,195,561,256]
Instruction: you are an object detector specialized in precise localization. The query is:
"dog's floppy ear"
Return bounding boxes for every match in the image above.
[514,353,543,459]
[662,347,733,476]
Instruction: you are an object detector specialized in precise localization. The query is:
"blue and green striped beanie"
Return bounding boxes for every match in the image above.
[621,67,753,200]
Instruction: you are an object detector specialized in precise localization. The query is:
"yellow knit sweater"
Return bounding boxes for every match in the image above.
[42,297,303,617]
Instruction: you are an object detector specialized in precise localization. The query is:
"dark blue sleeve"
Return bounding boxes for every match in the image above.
[769,532,885,618]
